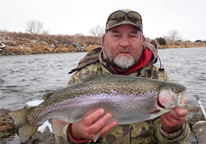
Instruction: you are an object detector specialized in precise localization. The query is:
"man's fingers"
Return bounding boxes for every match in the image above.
[75,112,116,140]
[82,108,105,126]
[174,107,188,117]
[100,121,118,137]
[160,114,170,125]
[160,106,188,133]
[161,108,186,124]
[89,113,113,134]
[167,109,180,121]
[164,114,179,125]
[71,109,117,140]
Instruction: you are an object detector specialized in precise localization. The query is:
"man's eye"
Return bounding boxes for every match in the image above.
[114,35,120,37]
[130,35,136,38]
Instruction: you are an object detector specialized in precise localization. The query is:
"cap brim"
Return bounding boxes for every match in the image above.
[106,21,142,31]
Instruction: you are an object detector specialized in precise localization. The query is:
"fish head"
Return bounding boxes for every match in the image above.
[157,83,186,110]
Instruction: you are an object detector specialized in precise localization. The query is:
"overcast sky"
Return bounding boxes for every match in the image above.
[0,0,205,41]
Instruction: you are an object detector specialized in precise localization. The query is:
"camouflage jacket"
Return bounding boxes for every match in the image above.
[55,43,190,144]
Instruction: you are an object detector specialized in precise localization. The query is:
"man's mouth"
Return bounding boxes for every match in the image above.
[118,51,131,55]
[120,51,130,53]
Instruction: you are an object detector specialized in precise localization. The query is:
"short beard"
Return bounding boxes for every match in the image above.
[112,56,135,70]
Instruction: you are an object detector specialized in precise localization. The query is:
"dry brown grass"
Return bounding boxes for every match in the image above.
[146,38,206,49]
[0,31,101,55]
[0,31,205,55]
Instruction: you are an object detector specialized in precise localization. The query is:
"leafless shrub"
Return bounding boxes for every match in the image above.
[89,25,104,37]
[25,20,49,35]
[167,30,181,40]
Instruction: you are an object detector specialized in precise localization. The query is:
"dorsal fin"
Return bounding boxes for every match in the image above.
[83,74,110,82]
[42,92,54,100]
[83,75,99,82]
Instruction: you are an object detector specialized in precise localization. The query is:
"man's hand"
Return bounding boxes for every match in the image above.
[70,108,117,141]
[160,99,187,133]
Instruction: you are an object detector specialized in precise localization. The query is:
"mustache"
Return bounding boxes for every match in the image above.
[116,47,132,54]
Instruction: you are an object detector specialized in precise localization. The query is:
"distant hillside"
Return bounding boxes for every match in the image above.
[0,31,101,55]
[157,39,206,49]
[0,31,205,55]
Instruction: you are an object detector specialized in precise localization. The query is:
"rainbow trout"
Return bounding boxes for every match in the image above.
[9,74,186,143]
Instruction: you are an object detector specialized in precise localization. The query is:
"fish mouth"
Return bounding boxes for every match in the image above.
[157,97,165,108]
[177,91,186,107]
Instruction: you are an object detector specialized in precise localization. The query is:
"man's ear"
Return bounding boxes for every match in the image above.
[101,34,106,48]
[143,34,145,42]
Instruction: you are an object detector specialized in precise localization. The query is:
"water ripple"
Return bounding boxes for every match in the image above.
[0,48,206,110]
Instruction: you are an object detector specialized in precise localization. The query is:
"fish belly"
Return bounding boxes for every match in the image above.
[37,93,158,125]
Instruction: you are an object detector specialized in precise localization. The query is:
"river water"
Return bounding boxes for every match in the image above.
[0,47,206,143]
[1,47,206,110]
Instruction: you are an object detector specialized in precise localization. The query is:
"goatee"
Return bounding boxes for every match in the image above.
[113,56,135,70]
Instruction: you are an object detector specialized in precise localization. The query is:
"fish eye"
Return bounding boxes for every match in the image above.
[176,89,180,93]
[171,88,179,93]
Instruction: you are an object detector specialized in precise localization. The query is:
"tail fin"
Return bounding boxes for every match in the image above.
[9,107,40,143]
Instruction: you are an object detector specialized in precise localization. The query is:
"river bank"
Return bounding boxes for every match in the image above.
[0,31,206,56]
[0,31,101,56]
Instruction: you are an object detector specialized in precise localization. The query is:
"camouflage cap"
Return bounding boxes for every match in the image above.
[105,9,143,32]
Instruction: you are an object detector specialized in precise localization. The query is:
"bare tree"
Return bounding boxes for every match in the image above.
[89,25,104,37]
[167,30,181,40]
[42,29,50,35]
[25,20,49,34]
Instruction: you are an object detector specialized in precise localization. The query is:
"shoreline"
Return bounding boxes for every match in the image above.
[1,45,205,56]
[0,31,206,56]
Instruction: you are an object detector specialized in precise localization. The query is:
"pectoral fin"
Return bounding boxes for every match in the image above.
[52,118,68,133]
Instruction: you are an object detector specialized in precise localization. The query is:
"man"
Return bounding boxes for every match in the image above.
[55,9,190,143]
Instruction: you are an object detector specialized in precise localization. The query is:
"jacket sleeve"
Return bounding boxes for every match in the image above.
[154,119,190,144]
[54,123,70,143]
[54,123,89,144]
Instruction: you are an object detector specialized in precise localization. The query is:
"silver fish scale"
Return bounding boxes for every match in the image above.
[26,74,186,125]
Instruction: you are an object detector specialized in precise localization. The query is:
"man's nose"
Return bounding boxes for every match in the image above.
[120,37,130,47]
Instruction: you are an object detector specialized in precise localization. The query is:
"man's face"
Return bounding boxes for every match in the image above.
[103,24,144,72]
